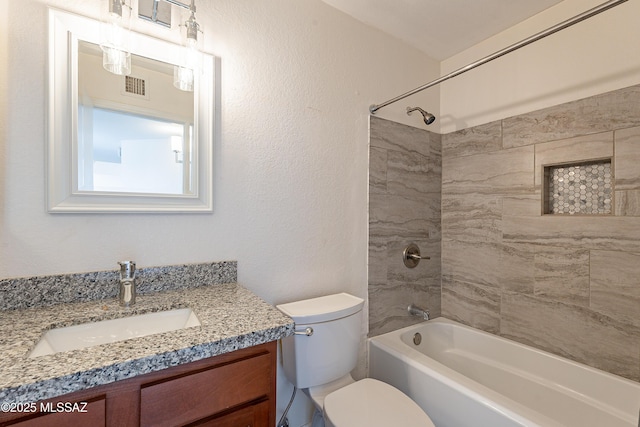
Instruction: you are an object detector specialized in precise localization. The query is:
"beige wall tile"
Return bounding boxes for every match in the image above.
[503,193,541,216]
[369,147,387,194]
[534,132,613,189]
[386,193,440,238]
[500,293,640,381]
[387,149,440,197]
[442,240,502,288]
[368,192,388,237]
[534,247,590,306]
[442,278,501,334]
[369,281,440,337]
[369,192,438,240]
[615,190,640,216]
[443,145,534,195]
[500,243,535,294]
[503,215,640,252]
[372,84,640,383]
[615,126,640,190]
[503,85,640,148]
[370,116,440,158]
[442,120,502,158]
[368,236,388,287]
[590,250,640,328]
[442,194,502,243]
[368,117,442,338]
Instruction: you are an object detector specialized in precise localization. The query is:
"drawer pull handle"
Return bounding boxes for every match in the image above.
[294,327,313,336]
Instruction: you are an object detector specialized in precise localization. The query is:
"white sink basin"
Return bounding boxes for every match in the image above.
[29,308,201,358]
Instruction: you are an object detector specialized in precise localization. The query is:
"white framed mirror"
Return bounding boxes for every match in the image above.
[47,8,216,213]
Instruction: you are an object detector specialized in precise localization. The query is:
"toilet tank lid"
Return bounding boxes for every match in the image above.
[276,293,364,324]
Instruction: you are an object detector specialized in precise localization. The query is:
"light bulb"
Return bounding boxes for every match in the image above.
[102,47,131,76]
[184,37,199,70]
[173,11,201,92]
[100,0,131,76]
[173,65,194,92]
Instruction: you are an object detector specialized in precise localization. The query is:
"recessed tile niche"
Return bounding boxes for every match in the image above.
[544,160,613,215]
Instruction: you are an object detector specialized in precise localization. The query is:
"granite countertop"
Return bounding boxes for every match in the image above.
[0,283,294,403]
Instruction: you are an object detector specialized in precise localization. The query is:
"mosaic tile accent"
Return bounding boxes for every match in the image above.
[544,160,612,215]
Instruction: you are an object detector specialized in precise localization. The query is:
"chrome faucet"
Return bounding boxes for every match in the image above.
[118,261,136,307]
[408,304,430,320]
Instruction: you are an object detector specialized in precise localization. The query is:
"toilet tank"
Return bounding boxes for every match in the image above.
[277,293,365,389]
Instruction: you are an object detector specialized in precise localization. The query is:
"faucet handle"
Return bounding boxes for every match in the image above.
[403,243,429,268]
[118,261,136,279]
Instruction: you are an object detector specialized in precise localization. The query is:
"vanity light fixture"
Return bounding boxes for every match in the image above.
[138,0,203,92]
[100,0,132,76]
[173,3,200,92]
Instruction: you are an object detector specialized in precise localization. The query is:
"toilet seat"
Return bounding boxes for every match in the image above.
[323,378,435,427]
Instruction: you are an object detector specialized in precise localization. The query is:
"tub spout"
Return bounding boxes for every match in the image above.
[408,304,430,320]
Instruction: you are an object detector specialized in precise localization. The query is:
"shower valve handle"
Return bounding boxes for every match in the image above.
[403,243,429,268]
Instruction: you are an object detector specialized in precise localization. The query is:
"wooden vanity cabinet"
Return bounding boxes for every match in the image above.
[0,341,277,427]
[0,398,107,427]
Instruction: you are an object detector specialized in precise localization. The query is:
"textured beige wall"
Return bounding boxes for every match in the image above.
[368,117,441,337]
[441,84,640,381]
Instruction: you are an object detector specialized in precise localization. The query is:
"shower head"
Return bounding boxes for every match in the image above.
[406,107,436,125]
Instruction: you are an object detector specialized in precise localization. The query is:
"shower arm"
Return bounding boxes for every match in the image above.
[369,0,628,115]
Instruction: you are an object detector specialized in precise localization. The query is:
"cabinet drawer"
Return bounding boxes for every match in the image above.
[6,398,105,427]
[140,352,272,427]
[191,400,269,427]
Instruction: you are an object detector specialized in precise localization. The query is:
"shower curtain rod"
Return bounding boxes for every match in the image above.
[369,0,628,115]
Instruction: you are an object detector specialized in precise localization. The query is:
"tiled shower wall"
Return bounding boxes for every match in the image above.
[368,117,442,337]
[442,84,640,381]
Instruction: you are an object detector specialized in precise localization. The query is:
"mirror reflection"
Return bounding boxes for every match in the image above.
[77,41,194,195]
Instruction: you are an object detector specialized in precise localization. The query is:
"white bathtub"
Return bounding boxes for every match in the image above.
[368,318,640,427]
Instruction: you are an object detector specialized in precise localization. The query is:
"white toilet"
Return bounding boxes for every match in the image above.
[277,293,435,427]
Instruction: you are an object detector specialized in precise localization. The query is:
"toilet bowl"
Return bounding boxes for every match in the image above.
[277,293,435,427]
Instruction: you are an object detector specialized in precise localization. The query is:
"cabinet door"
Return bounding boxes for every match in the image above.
[5,399,105,427]
[1,342,277,427]
[190,400,270,427]
[140,352,272,427]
